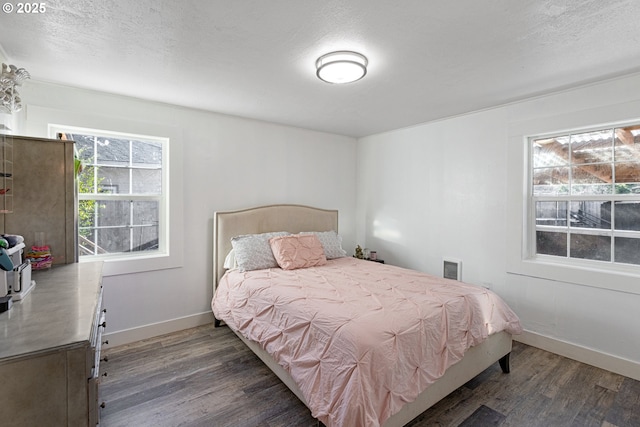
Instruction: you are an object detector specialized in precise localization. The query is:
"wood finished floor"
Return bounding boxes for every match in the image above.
[100,324,640,427]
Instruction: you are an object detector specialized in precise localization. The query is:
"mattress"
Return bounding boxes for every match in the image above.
[212,257,522,427]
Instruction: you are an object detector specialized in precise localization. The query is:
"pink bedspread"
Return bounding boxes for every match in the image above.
[212,257,522,427]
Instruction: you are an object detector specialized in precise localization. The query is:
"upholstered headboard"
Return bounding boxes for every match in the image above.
[213,204,339,293]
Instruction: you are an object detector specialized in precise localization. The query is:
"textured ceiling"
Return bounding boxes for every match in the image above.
[1,0,640,138]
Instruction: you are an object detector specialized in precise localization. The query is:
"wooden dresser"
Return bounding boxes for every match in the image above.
[0,262,106,426]
[0,135,77,265]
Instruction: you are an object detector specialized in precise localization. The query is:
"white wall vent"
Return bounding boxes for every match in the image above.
[443,258,462,281]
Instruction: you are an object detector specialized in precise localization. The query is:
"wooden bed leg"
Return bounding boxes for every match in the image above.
[214,317,221,328]
[499,353,511,373]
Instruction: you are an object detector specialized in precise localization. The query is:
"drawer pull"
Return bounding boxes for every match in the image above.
[101,356,109,362]
[102,308,107,313]
[102,372,108,377]
[100,402,106,409]
[103,340,109,345]
[99,321,107,328]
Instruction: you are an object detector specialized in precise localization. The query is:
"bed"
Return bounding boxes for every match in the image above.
[212,204,522,427]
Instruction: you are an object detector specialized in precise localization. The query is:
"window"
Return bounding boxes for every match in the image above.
[531,124,640,266]
[57,127,168,260]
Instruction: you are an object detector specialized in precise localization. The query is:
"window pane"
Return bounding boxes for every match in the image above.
[70,134,95,161]
[614,126,640,162]
[98,167,129,194]
[614,201,640,231]
[571,165,612,195]
[132,169,162,194]
[570,234,611,261]
[79,200,159,254]
[569,201,611,230]
[97,137,129,166]
[131,226,159,252]
[78,200,96,230]
[536,231,567,257]
[570,130,613,164]
[132,201,159,226]
[78,165,97,194]
[533,167,569,196]
[98,200,130,227]
[614,161,640,192]
[97,227,130,253]
[133,140,162,167]
[533,137,569,168]
[536,201,567,226]
[614,237,640,265]
[132,201,159,251]
[78,229,97,256]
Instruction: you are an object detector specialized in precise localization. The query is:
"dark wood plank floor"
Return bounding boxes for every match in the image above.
[100,324,640,427]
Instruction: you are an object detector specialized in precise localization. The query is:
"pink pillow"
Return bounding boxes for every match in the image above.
[269,234,327,270]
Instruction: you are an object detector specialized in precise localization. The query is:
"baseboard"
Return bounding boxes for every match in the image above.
[514,330,640,381]
[103,311,215,347]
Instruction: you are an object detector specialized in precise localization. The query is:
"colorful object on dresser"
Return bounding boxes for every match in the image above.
[1,234,24,248]
[25,246,52,270]
[0,248,14,271]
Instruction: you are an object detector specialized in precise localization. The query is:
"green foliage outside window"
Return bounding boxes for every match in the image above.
[76,153,105,239]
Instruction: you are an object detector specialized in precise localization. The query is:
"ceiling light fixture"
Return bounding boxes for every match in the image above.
[316,51,368,84]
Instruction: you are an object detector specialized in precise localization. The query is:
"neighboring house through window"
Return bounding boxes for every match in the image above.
[55,126,168,260]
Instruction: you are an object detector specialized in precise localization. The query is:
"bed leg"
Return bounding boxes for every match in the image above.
[214,317,221,328]
[499,353,511,373]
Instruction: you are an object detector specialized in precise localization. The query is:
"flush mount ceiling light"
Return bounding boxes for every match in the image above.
[316,51,368,84]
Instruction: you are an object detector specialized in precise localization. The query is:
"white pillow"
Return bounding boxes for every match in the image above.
[223,249,237,269]
[231,232,290,271]
[300,230,347,259]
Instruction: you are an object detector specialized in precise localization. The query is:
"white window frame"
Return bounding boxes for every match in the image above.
[49,123,183,276]
[529,123,640,269]
[506,104,640,296]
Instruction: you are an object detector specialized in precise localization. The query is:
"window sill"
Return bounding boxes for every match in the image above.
[507,256,640,295]
[80,251,183,276]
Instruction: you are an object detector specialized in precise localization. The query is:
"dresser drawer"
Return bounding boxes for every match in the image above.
[88,285,107,425]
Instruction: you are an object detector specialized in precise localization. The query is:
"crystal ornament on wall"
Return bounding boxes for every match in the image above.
[0,63,30,113]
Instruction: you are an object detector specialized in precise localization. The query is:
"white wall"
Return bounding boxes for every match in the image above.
[15,81,358,344]
[357,73,640,379]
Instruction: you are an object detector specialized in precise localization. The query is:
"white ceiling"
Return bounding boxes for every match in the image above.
[1,0,640,138]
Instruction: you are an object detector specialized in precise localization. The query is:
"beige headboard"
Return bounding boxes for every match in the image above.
[213,204,339,293]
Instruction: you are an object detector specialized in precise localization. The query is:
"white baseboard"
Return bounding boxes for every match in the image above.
[103,311,215,348]
[515,330,640,381]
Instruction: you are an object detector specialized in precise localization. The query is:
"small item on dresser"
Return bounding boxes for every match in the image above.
[26,246,53,270]
[369,250,377,261]
[354,245,364,259]
[3,234,24,248]
[0,295,11,313]
[0,247,14,271]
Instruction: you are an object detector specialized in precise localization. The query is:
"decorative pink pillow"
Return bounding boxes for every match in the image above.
[269,234,327,270]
